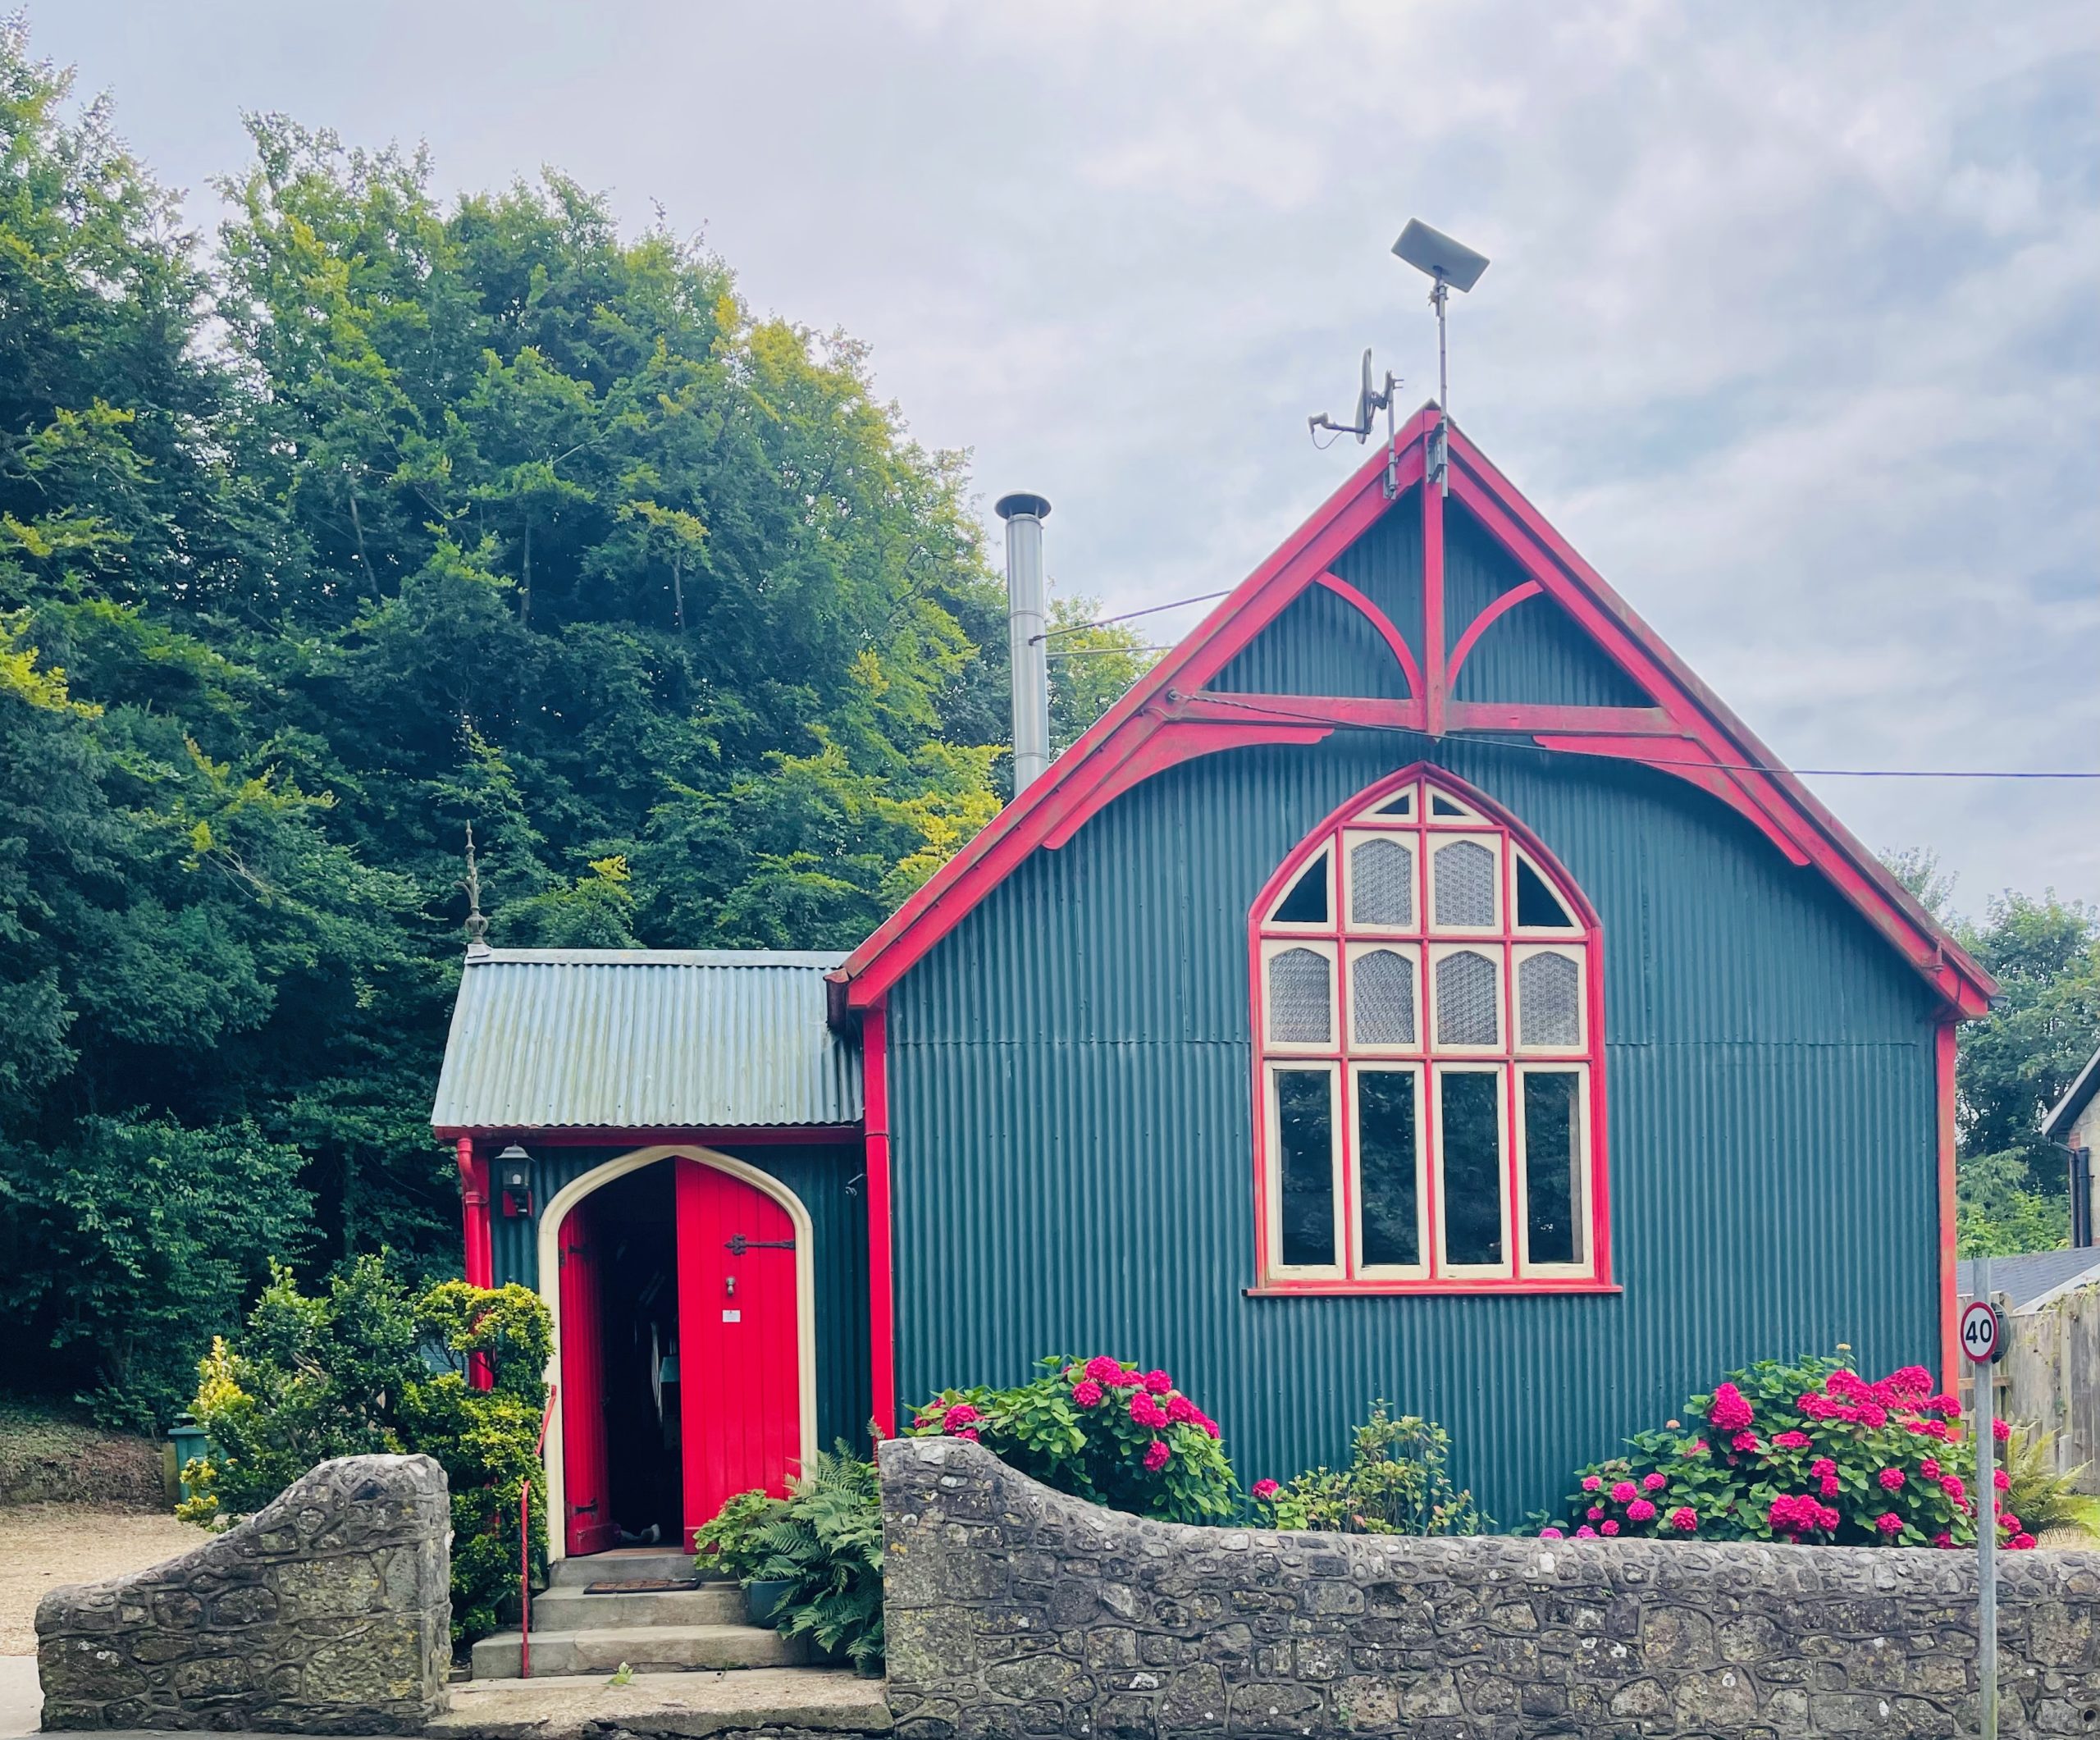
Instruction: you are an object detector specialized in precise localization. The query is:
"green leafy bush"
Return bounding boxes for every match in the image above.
[177,1254,552,1645]
[692,1488,791,1582]
[908,1355,1238,1523]
[1538,1354,2036,1550]
[1249,1403,1489,1536]
[751,1447,886,1674]
[2002,1425,2097,1540]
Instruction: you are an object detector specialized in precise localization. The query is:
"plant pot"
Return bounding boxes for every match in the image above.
[744,1578,794,1628]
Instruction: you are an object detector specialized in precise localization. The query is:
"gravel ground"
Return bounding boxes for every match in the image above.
[0,1504,200,1655]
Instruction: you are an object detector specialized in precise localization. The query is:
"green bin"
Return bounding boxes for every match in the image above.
[169,1413,212,1503]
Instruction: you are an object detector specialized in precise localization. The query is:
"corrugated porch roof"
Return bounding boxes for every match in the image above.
[430,948,861,1133]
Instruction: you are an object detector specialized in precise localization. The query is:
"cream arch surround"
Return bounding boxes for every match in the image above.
[535,1143,819,1563]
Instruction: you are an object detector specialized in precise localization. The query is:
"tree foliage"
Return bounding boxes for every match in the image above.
[0,23,1107,1423]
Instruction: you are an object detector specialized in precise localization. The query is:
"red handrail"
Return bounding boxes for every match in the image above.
[519,1382,558,1679]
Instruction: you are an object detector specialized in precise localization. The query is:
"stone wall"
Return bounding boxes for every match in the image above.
[879,1435,2100,1739]
[37,1454,450,1733]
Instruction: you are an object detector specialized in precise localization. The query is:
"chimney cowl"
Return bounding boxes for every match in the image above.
[995,491,1052,523]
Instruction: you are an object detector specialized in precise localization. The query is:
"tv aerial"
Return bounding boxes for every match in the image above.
[1392,218,1490,495]
[1306,218,1491,500]
[1308,349,1404,497]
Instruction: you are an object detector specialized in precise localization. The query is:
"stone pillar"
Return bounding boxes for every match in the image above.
[37,1453,450,1733]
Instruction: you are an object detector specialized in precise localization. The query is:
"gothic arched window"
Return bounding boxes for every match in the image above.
[1253,769,1609,1291]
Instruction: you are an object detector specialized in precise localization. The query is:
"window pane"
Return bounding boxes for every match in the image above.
[1357,1072,1419,1267]
[1275,854,1329,923]
[1515,857,1575,928]
[1433,838,1495,926]
[1523,1072,1584,1267]
[1349,838,1414,928]
[1518,952,1582,1046]
[1276,1070,1335,1267]
[1268,948,1332,1044]
[1430,792,1466,818]
[1374,791,1413,817]
[1352,949,1416,1045]
[1440,1071,1504,1267]
[1434,950,1499,1046]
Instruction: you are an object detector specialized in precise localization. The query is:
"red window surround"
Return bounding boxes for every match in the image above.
[1248,765,1614,1295]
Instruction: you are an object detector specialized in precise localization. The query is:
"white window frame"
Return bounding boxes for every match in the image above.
[1512,943,1587,1054]
[1345,941,1422,1054]
[1515,1062,1591,1277]
[1261,938,1339,1053]
[1265,1060,1344,1280]
[1342,828,1422,934]
[1427,831,1504,932]
[1430,1062,1513,1279]
[1427,942,1505,1055]
[1349,1064,1429,1280]
[1264,846,1335,931]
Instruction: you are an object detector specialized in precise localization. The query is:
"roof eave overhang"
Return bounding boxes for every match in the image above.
[838,409,1997,1021]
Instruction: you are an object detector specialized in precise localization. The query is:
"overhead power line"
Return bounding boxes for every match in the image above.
[1033,589,1231,644]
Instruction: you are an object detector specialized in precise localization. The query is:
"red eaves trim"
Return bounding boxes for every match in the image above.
[839,406,1994,1018]
[837,416,1436,1007]
[863,1003,897,1440]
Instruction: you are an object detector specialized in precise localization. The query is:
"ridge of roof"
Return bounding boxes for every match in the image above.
[469,948,846,968]
[836,406,1995,1017]
[2045,1046,2100,1143]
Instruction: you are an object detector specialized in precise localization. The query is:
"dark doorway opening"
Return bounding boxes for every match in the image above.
[586,1160,682,1546]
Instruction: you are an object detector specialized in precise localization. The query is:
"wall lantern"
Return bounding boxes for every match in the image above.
[495,1144,533,1218]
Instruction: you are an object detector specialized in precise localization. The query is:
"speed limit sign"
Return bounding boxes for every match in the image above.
[1961,1299,2004,1364]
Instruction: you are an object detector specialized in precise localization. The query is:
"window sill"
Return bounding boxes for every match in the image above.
[1245,1278,1622,1298]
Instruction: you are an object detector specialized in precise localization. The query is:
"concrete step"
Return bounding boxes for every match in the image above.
[548,1546,697,1587]
[432,1667,888,1738]
[470,1621,808,1680]
[528,1582,746,1630]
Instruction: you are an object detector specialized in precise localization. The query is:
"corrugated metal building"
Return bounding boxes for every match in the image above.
[434,409,1995,1554]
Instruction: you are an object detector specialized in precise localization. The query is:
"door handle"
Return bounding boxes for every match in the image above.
[724,1234,796,1254]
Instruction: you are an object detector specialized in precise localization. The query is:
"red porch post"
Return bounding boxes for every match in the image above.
[863,1004,897,1440]
[1935,1018,1960,1395]
[456,1134,495,1391]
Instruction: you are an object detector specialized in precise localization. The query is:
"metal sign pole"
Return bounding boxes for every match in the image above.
[1975,1253,1997,1740]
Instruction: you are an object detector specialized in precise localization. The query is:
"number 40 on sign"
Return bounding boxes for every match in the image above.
[1961,1298,2004,1364]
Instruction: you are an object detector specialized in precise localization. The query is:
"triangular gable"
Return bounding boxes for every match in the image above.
[835,406,1995,1018]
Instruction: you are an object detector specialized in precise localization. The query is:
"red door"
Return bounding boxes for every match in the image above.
[558,1199,620,1556]
[677,1158,802,1550]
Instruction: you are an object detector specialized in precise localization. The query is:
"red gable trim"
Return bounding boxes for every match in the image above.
[836,409,1993,1017]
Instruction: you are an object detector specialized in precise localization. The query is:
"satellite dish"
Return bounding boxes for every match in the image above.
[1353,349,1375,444]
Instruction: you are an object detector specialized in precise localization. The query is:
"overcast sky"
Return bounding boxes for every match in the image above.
[35,1,2100,913]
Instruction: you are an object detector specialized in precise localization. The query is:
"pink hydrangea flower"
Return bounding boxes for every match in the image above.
[1993,1468,2011,1491]
[1072,1379,1104,1409]
[1819,1475,1840,1499]
[1920,1457,1941,1481]
[1129,1394,1169,1431]
[1731,1431,1760,1454]
[1669,1507,1697,1532]
[1251,1477,1280,1500]
[1818,1505,1841,1531]
[1641,1472,1667,1492]
[1538,1527,1564,1540]
[1875,1512,1902,1536]
[1587,1506,1605,1521]
[1611,1480,1637,1504]
[1166,1395,1197,1423]
[1084,1356,1123,1386]
[1600,1520,1620,1537]
[1143,1439,1171,1473]
[1810,1456,1836,1479]
[1581,1475,1602,1492]
[1888,1365,1934,1399]
[1626,1499,1657,1523]
[1993,1418,2011,1443]
[1684,1439,1709,1457]
[1932,1532,1954,1549]
[956,1427,979,1441]
[1878,1468,1905,1491]
[1771,1430,1811,1450]
[1941,1474,1966,1503]
[2011,1533,2037,1550]
[942,1402,981,1432]
[1999,1511,2020,1531]
[1197,1415,1221,1441]
[1574,1525,1598,1539]
[1143,1370,1174,1395]
[1710,1382,1753,1432]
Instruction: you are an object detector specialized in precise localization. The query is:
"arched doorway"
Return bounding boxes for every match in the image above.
[537,1147,817,1560]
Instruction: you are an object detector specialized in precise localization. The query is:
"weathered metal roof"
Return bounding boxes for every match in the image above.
[2044,1046,2100,1144]
[1958,1249,2100,1312]
[431,949,861,1132]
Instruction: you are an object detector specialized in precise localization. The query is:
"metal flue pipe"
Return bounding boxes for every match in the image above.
[996,491,1052,794]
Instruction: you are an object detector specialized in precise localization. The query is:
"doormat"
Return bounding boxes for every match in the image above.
[582,1577,696,1594]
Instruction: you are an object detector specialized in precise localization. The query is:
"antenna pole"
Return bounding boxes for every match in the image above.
[1429,273,1451,496]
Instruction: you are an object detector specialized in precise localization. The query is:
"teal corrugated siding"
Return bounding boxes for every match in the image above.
[884,735,1938,1526]
[491,1144,870,1450]
[1212,582,1408,699]
[1445,504,1649,707]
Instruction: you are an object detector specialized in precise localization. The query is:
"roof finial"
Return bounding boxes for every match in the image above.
[461,824,491,960]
